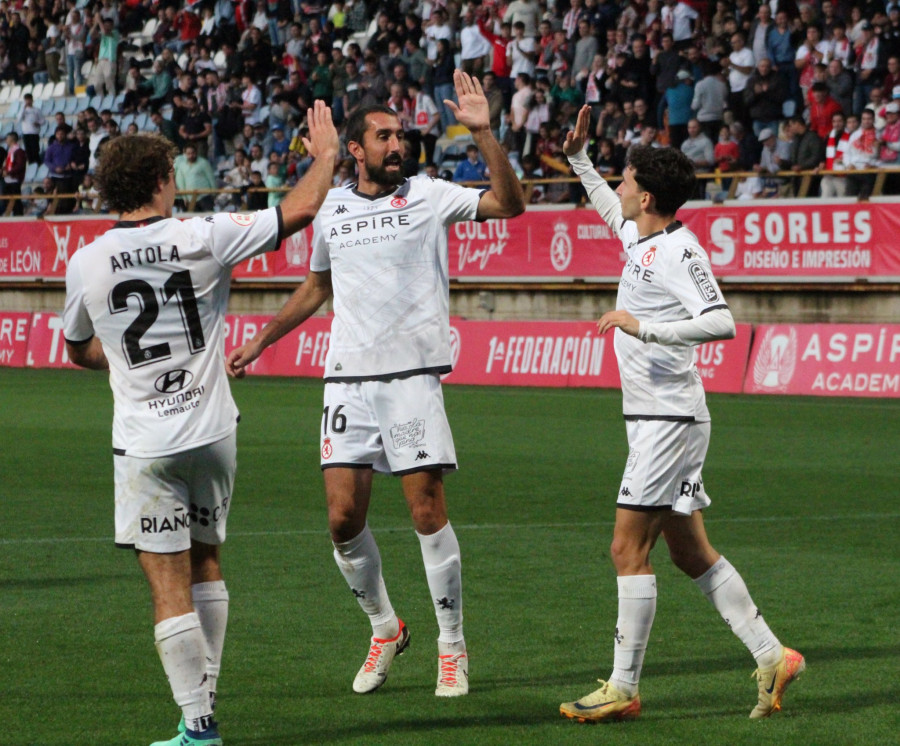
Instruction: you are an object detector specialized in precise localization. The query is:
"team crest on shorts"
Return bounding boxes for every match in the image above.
[322,437,333,459]
[390,196,407,208]
[641,247,657,266]
[229,213,256,226]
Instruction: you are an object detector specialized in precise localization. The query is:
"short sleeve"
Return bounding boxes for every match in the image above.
[421,177,482,225]
[310,213,330,272]
[189,207,281,268]
[62,252,94,343]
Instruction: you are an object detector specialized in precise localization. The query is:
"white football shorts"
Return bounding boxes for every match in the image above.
[320,374,457,475]
[617,419,712,515]
[113,432,236,552]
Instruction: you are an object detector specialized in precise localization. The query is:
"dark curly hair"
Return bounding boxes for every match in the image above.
[94,134,178,214]
[626,145,696,217]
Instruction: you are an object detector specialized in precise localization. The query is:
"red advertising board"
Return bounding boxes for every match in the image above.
[24,312,79,369]
[3,202,900,282]
[0,311,31,367]
[745,323,900,397]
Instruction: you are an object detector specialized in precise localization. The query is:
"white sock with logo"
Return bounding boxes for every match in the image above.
[153,612,214,733]
[192,581,228,710]
[333,524,399,640]
[417,522,464,646]
[693,556,782,668]
[609,574,657,697]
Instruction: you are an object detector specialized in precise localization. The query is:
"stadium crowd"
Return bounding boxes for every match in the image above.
[1,0,900,214]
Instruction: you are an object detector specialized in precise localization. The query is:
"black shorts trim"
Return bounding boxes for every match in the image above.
[115,542,135,549]
[616,503,672,512]
[623,415,696,422]
[113,448,126,456]
[392,462,456,477]
[324,366,450,384]
[321,462,375,471]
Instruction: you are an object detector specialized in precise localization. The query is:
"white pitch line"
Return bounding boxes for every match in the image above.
[1,512,898,546]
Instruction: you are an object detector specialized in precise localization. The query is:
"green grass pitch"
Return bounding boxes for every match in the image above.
[1,368,898,745]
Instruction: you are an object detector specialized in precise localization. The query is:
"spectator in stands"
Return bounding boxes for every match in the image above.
[16,93,45,165]
[44,125,76,215]
[480,71,504,141]
[2,131,26,216]
[508,72,533,155]
[453,143,487,183]
[407,79,440,166]
[878,101,900,167]
[652,32,681,126]
[819,111,849,197]
[506,0,541,38]
[179,94,213,159]
[508,21,537,81]
[682,117,715,196]
[691,59,728,142]
[723,31,755,127]
[744,57,788,138]
[665,68,695,150]
[459,11,491,77]
[807,81,843,139]
[241,72,263,125]
[766,11,796,107]
[25,175,52,217]
[64,8,87,95]
[44,15,64,84]
[76,172,101,213]
[787,116,824,194]
[174,143,216,212]
[749,4,774,64]
[825,58,854,119]
[149,107,178,147]
[714,122,740,174]
[854,22,884,116]
[249,141,267,175]
[89,15,119,96]
[265,160,285,207]
[845,108,880,197]
[245,169,267,209]
[69,126,90,187]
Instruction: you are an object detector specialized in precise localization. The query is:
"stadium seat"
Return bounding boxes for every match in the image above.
[35,164,48,181]
[20,83,33,99]
[51,81,65,97]
[38,80,55,99]
[81,60,94,81]
[10,85,22,104]
[6,100,22,119]
[31,82,44,100]
[0,85,10,105]
[445,124,471,140]
[135,112,150,131]
[99,94,114,112]
[120,113,135,130]
[38,99,56,116]
[23,162,37,184]
[63,96,79,115]
[113,91,126,112]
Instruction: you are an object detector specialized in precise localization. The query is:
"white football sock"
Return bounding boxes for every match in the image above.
[333,524,399,639]
[154,612,213,733]
[693,556,782,667]
[192,581,229,708]
[417,522,464,645]
[609,574,657,697]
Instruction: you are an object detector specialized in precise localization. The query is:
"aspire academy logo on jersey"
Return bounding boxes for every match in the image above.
[154,368,194,394]
[752,326,798,391]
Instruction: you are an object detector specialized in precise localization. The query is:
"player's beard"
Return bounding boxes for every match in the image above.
[365,152,405,188]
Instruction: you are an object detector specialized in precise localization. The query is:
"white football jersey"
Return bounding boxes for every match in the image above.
[63,209,282,457]
[571,157,727,421]
[311,176,482,380]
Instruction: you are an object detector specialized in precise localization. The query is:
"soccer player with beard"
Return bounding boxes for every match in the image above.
[62,102,338,746]
[227,70,524,697]
[557,104,805,724]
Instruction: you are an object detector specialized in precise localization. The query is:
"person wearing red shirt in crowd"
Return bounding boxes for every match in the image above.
[807,81,843,139]
[478,9,514,104]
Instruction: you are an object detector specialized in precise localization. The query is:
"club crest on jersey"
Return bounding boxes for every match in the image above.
[390,196,407,208]
[688,262,719,302]
[154,368,194,394]
[641,247,657,267]
[229,213,256,226]
[322,437,333,459]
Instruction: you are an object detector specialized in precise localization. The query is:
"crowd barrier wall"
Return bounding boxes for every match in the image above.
[3,311,898,398]
[2,197,900,283]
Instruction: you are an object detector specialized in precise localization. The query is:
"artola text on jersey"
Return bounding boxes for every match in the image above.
[110,245,182,273]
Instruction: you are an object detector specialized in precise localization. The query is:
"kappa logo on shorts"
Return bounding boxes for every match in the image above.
[390,418,426,449]
[688,262,720,303]
[619,487,633,497]
[415,450,430,460]
[228,212,256,226]
[322,437,334,459]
